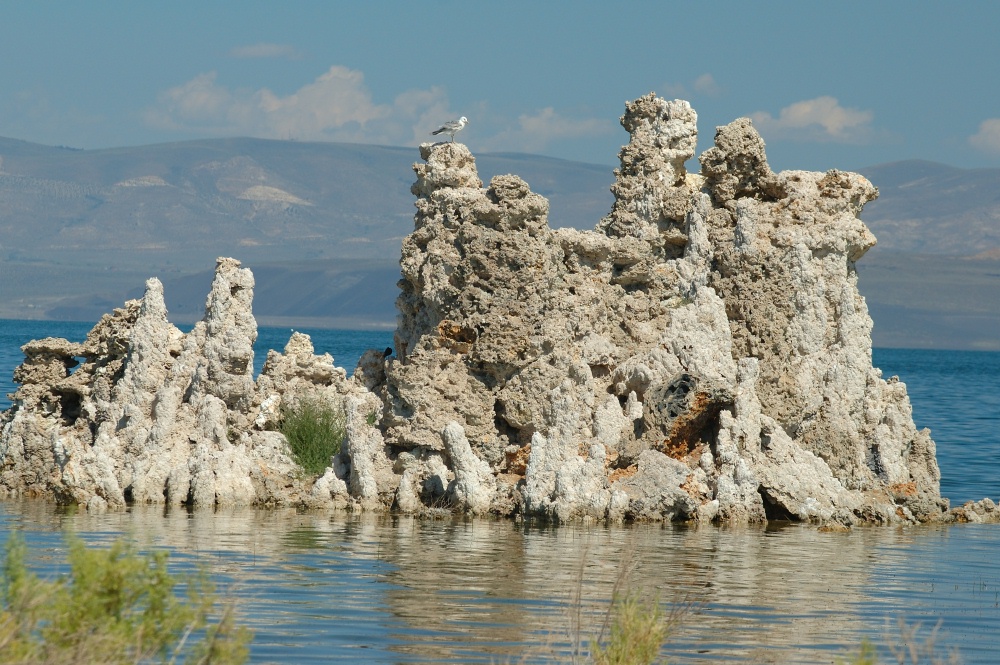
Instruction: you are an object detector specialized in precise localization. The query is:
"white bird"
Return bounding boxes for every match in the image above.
[431,116,468,142]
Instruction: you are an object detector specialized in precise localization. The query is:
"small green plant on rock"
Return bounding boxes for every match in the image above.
[279,396,346,475]
[0,533,251,665]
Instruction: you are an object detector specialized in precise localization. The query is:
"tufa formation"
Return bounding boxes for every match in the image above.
[2,94,996,525]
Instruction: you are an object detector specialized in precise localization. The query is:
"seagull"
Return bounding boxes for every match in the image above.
[431,116,468,142]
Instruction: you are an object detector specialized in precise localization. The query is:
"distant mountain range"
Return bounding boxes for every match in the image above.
[858,160,1000,255]
[1,136,997,350]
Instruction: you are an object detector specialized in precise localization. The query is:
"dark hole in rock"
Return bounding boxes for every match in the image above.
[123,485,134,504]
[589,364,610,379]
[645,373,732,459]
[645,374,695,426]
[496,401,536,447]
[757,486,796,521]
[869,444,887,480]
[57,390,82,424]
[423,474,447,500]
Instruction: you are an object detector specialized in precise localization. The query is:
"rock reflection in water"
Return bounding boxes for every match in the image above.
[1,501,995,663]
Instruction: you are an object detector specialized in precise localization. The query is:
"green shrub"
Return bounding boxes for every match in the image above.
[838,621,961,665]
[280,396,346,475]
[840,639,878,665]
[589,592,672,665]
[0,533,251,665]
[551,545,683,665]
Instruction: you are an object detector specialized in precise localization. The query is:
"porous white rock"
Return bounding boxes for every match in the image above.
[338,392,395,508]
[362,92,954,525]
[442,421,496,515]
[2,93,979,526]
[0,258,371,510]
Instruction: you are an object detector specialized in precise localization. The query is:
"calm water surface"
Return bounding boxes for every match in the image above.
[3,504,999,664]
[1,319,999,663]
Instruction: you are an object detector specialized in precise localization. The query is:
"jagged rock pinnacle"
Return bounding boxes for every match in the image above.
[1,95,975,526]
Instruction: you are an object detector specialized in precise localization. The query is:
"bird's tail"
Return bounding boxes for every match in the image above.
[431,129,444,135]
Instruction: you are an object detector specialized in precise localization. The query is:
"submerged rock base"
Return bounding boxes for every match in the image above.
[2,95,994,525]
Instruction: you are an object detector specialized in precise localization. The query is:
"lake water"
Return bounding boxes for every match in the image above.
[2,319,1000,663]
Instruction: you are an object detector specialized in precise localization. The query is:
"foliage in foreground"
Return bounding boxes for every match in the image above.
[547,544,963,665]
[553,545,685,665]
[279,396,346,475]
[589,592,674,665]
[840,620,961,665]
[0,533,251,665]
[565,595,963,665]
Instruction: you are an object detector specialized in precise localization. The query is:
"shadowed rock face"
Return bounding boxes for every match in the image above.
[4,94,990,526]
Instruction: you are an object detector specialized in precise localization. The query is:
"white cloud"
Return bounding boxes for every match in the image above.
[969,118,1000,154]
[750,96,874,143]
[389,87,452,144]
[229,43,303,60]
[660,73,722,100]
[255,66,391,138]
[144,66,450,144]
[145,72,235,131]
[692,74,722,97]
[478,107,610,152]
[146,67,610,154]
[518,108,606,140]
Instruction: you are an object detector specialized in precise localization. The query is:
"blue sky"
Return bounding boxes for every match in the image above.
[2,1,999,172]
